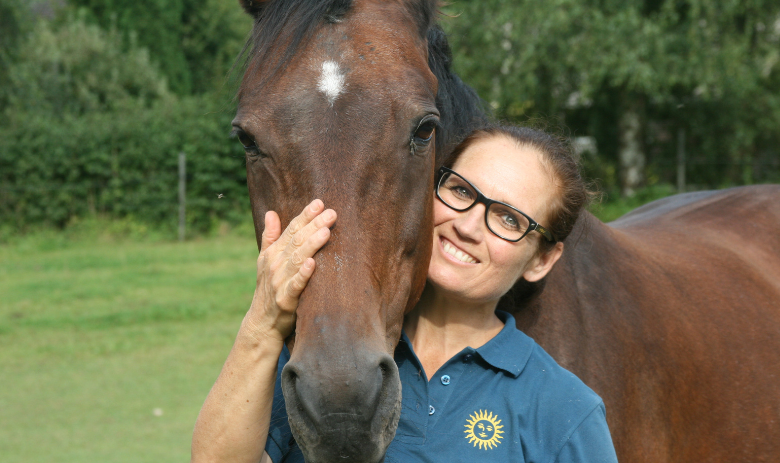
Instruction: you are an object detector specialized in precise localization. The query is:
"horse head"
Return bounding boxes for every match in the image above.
[235,0,482,461]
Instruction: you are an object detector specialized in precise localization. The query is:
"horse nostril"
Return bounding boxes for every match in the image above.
[282,362,300,386]
[377,355,396,384]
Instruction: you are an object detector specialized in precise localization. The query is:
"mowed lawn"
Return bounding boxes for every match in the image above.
[0,233,259,463]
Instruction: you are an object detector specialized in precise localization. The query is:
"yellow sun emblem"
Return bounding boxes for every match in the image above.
[464,410,504,450]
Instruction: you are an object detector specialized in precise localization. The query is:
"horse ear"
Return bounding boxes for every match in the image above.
[239,0,270,17]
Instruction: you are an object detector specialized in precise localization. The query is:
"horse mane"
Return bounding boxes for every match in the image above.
[426,24,488,163]
[237,0,486,158]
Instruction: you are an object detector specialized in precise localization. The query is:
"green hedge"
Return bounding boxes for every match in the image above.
[0,96,249,233]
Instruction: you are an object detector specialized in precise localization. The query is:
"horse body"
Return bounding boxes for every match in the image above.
[515,185,780,460]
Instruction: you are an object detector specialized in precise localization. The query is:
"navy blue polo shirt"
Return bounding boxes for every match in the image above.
[265,311,618,463]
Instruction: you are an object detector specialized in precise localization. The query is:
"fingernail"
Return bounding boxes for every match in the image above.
[304,259,314,269]
[310,199,322,211]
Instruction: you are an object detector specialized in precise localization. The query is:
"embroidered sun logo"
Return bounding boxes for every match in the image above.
[464,410,504,450]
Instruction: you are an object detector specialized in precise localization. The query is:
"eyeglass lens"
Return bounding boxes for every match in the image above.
[438,172,530,241]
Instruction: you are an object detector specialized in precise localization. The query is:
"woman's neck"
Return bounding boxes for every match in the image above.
[403,285,504,380]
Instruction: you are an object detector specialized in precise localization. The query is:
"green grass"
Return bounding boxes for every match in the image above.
[0,229,259,463]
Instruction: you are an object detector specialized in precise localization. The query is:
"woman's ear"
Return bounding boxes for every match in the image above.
[522,242,564,283]
[239,0,271,17]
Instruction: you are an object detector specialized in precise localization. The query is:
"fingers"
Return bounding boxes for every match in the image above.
[284,257,316,302]
[284,225,331,276]
[275,199,325,250]
[261,211,281,252]
[260,199,336,301]
[247,200,334,342]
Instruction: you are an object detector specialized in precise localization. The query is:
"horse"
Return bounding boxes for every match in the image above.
[507,186,780,461]
[233,0,780,461]
[234,1,483,461]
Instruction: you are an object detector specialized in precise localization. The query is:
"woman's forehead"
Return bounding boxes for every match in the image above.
[452,137,555,213]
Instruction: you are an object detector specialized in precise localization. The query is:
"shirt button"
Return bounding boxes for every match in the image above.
[464,354,473,362]
[429,405,435,415]
[440,375,451,385]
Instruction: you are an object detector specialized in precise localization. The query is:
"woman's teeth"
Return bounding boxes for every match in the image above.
[443,241,477,264]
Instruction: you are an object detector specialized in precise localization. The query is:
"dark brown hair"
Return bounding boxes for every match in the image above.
[444,122,594,253]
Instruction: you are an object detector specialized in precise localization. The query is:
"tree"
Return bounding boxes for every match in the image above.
[68,0,251,95]
[3,12,170,118]
[0,0,31,111]
[441,0,780,195]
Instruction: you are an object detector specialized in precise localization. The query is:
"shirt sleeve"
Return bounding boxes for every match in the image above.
[554,402,619,463]
[265,345,293,463]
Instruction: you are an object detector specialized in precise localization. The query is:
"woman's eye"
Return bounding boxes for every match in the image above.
[450,186,473,199]
[455,187,470,198]
[502,214,519,229]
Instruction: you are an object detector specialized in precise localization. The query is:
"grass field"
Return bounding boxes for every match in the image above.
[0,185,674,462]
[0,229,258,463]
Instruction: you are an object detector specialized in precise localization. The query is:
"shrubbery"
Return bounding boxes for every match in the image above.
[1,97,248,232]
[0,13,249,234]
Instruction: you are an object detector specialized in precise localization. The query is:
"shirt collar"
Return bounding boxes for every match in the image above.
[474,311,535,378]
[397,311,535,379]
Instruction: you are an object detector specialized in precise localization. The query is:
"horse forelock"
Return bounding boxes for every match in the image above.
[237,0,439,97]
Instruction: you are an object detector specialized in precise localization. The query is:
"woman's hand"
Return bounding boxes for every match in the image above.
[242,199,336,344]
[192,200,334,463]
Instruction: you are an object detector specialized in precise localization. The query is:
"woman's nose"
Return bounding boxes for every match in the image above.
[453,205,485,240]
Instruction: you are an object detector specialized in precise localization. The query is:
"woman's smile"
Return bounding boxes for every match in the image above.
[440,237,479,264]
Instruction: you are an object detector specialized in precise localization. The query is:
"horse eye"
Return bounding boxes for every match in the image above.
[232,128,267,158]
[236,131,256,149]
[414,121,436,142]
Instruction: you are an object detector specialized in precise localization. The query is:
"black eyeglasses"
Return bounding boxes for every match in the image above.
[435,166,556,243]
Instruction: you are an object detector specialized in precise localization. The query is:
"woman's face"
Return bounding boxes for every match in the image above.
[427,135,560,304]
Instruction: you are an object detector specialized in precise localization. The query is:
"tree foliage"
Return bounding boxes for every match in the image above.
[4,13,169,117]
[68,0,251,94]
[2,0,778,233]
[0,11,248,232]
[442,0,780,192]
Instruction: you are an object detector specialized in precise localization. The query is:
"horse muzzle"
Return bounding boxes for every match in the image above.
[281,349,401,463]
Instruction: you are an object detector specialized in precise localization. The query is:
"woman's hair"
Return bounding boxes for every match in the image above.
[444,122,595,253]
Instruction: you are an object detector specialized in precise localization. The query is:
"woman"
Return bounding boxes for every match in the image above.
[192,124,618,462]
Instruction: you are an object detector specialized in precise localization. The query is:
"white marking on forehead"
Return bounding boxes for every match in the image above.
[317,60,345,105]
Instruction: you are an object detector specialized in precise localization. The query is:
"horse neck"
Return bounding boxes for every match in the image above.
[506,212,635,371]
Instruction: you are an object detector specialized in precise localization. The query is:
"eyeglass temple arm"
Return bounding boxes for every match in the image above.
[532,223,556,243]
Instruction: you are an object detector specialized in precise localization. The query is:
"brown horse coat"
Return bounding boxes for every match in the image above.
[513,185,780,461]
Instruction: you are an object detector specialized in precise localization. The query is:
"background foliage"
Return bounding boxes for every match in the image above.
[0,2,251,235]
[442,0,780,195]
[1,0,779,234]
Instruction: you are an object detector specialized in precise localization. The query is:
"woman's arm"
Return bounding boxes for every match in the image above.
[192,200,336,463]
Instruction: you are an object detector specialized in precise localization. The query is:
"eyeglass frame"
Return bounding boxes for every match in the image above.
[435,166,556,243]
